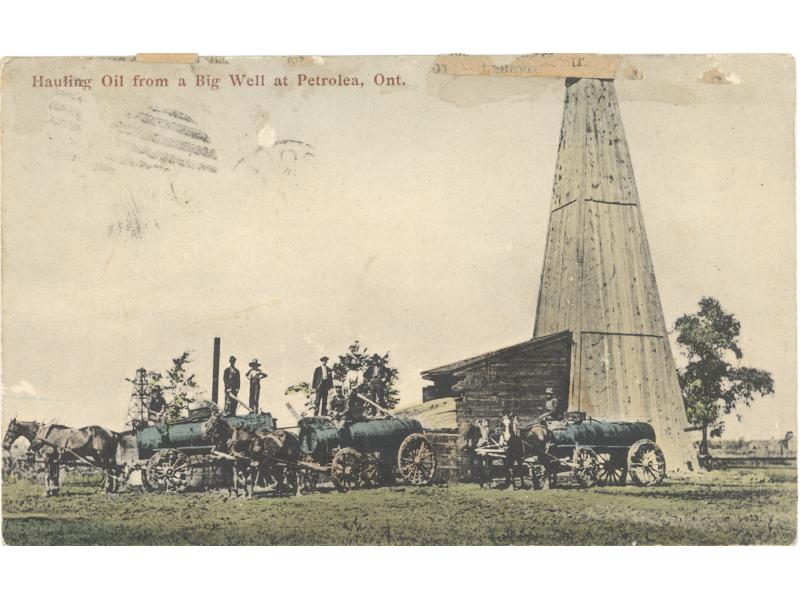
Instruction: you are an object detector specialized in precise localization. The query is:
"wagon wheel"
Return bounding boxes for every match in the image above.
[397,433,437,486]
[596,451,627,486]
[627,440,666,486]
[142,449,192,493]
[528,463,547,490]
[141,467,155,492]
[331,448,363,492]
[572,447,599,488]
[361,452,390,487]
[297,456,320,494]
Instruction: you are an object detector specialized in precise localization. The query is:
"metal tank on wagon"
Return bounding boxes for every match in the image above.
[296,414,438,492]
[117,411,276,492]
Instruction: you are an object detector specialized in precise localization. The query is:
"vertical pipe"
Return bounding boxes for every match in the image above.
[212,337,221,409]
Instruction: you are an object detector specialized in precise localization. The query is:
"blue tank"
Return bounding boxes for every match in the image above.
[135,412,275,459]
[551,420,655,449]
[341,418,423,453]
[297,417,424,460]
[298,417,341,460]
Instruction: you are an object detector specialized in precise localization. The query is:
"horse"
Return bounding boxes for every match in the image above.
[257,429,302,496]
[499,415,526,489]
[202,413,301,497]
[519,422,557,489]
[202,412,258,497]
[3,418,120,496]
[460,418,492,487]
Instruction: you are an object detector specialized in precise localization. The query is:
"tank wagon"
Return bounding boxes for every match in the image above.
[474,412,667,489]
[543,415,666,487]
[117,412,276,492]
[296,416,437,491]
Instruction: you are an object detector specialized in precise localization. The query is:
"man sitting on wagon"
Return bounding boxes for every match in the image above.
[147,385,167,425]
[535,387,564,426]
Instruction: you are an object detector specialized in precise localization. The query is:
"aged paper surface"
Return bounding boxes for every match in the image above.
[0,54,795,545]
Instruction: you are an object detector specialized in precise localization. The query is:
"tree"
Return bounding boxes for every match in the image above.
[163,351,199,420]
[126,351,199,423]
[285,340,400,416]
[673,297,774,456]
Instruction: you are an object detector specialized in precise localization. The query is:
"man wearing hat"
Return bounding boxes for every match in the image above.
[364,353,389,416]
[246,359,268,413]
[147,384,167,425]
[223,356,240,416]
[312,356,334,416]
[537,387,561,423]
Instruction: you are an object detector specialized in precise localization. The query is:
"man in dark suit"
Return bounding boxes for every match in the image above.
[223,355,240,416]
[312,356,334,416]
[365,353,388,416]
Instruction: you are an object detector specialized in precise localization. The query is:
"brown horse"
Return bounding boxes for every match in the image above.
[514,422,558,489]
[258,430,301,496]
[3,418,120,496]
[202,413,301,497]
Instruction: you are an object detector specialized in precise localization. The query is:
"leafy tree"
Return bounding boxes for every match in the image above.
[285,340,399,416]
[127,351,198,422]
[163,351,199,420]
[674,297,774,456]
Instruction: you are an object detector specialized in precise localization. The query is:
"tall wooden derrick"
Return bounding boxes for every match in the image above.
[534,78,696,471]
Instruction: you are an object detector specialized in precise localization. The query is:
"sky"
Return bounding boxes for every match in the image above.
[1,54,795,440]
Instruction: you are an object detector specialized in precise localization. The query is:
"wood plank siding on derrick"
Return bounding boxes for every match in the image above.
[534,78,696,472]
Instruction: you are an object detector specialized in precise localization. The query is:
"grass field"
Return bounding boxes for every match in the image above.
[2,468,796,545]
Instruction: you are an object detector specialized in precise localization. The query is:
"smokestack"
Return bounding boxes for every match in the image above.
[212,337,221,408]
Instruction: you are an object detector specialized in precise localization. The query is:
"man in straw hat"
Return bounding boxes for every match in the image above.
[312,355,334,416]
[246,359,268,413]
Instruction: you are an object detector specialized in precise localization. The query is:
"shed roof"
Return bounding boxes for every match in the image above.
[421,330,571,379]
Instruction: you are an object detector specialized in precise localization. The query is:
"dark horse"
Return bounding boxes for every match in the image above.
[3,418,120,496]
[461,417,555,489]
[499,415,526,489]
[202,412,301,498]
[460,418,492,487]
[502,419,555,489]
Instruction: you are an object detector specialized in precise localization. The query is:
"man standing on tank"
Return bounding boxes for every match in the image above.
[223,355,240,416]
[246,359,268,413]
[312,356,334,416]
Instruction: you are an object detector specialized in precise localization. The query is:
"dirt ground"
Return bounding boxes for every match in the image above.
[2,467,796,545]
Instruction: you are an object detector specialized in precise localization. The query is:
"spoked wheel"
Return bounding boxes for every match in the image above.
[572,446,599,488]
[627,440,666,486]
[397,433,437,486]
[142,449,192,493]
[596,452,627,486]
[297,457,320,495]
[527,463,547,490]
[361,452,392,488]
[331,448,363,492]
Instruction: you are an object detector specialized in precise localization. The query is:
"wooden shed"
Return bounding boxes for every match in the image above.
[395,331,572,481]
[420,330,571,423]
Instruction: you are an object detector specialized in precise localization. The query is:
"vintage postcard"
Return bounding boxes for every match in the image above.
[0,53,796,545]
